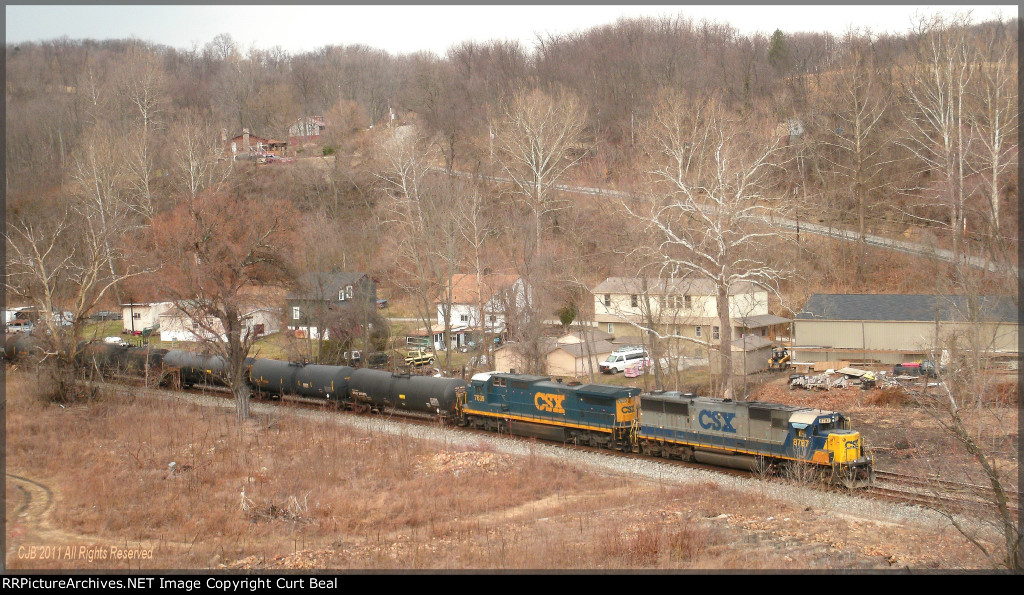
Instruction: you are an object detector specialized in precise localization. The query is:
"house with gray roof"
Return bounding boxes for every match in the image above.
[793,294,1020,365]
[286,272,377,340]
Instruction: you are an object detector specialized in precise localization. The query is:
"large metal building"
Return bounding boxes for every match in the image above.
[792,294,1020,366]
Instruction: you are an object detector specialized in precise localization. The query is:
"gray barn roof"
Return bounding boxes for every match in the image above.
[796,294,1019,323]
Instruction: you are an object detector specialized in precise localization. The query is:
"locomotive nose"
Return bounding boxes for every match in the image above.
[825,430,862,463]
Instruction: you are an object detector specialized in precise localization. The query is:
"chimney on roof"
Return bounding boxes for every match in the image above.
[243,128,250,148]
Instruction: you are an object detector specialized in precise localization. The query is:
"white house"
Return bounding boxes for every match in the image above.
[121,302,173,335]
[435,274,528,350]
[159,306,281,343]
[592,277,788,358]
[288,115,326,139]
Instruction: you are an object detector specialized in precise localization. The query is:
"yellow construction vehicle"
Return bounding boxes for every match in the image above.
[769,346,791,371]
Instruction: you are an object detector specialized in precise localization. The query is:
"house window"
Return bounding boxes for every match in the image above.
[460,314,469,323]
[604,294,611,307]
[712,326,720,341]
[607,323,614,334]
[631,294,638,308]
[346,285,353,299]
[133,313,142,320]
[339,290,345,301]
[292,307,300,320]
[489,315,496,323]
[684,295,692,309]
[695,325,702,338]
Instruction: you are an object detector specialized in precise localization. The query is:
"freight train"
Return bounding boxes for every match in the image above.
[467,372,873,487]
[3,336,873,487]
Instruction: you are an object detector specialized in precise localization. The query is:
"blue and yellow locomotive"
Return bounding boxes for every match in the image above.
[461,372,641,449]
[637,391,873,487]
[461,374,872,487]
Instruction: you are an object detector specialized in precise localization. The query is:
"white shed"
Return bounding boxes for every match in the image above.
[160,307,280,343]
[121,302,173,335]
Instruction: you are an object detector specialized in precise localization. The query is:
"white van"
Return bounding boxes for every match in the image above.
[599,348,650,374]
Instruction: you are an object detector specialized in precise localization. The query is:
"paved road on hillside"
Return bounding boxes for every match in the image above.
[438,168,1017,276]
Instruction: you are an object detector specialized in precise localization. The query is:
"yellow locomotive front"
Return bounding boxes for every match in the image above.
[791,410,873,488]
[822,427,873,488]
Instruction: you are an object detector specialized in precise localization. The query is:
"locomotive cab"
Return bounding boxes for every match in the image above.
[465,372,640,448]
[792,411,873,488]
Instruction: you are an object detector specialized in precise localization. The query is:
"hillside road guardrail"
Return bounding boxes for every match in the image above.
[436,167,1018,277]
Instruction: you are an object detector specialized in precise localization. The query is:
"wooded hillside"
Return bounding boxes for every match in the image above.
[5,13,1018,392]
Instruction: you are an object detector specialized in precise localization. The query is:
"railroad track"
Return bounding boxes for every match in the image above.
[870,470,1019,515]
[94,378,1015,517]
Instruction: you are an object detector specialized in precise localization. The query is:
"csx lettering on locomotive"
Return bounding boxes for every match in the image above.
[534,392,566,414]
[698,409,737,433]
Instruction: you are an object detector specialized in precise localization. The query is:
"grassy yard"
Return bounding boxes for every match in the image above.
[78,320,124,342]
[76,320,292,360]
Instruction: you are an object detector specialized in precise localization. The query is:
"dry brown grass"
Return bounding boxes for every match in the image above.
[864,386,913,407]
[985,381,1018,406]
[3,370,1001,570]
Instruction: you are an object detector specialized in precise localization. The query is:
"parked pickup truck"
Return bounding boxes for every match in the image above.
[893,360,941,378]
[404,350,435,367]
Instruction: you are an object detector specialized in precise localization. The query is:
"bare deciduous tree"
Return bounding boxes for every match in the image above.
[819,30,896,282]
[113,43,170,224]
[6,207,151,401]
[67,123,143,305]
[456,180,498,369]
[373,128,462,366]
[900,281,1020,571]
[967,18,1018,262]
[170,110,235,202]
[494,87,588,253]
[897,13,976,268]
[625,91,790,398]
[401,54,468,173]
[151,191,292,420]
[116,42,168,134]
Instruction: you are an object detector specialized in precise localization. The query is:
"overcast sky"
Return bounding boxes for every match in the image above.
[5,5,1016,57]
